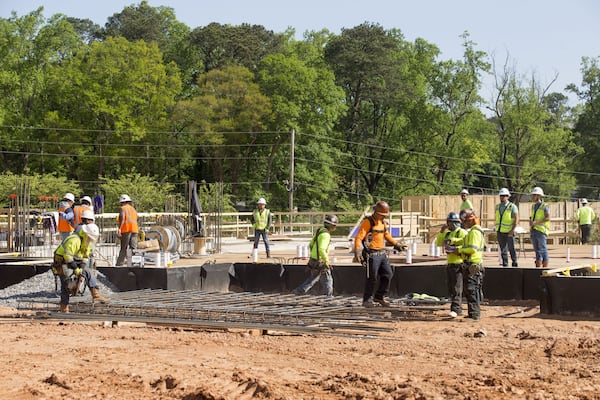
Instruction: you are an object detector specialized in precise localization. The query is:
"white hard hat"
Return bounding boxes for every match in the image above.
[81,223,100,242]
[81,209,95,221]
[581,198,588,204]
[530,187,545,196]
[119,194,132,203]
[64,193,75,202]
[257,197,266,205]
[460,189,469,195]
[499,188,510,196]
[80,196,92,205]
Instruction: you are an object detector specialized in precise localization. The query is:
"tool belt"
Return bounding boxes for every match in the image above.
[463,262,483,276]
[307,258,328,271]
[366,249,388,257]
[52,255,65,276]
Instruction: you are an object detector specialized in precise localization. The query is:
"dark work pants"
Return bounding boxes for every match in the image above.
[497,231,518,267]
[446,263,464,314]
[580,224,592,244]
[464,264,484,319]
[363,253,393,301]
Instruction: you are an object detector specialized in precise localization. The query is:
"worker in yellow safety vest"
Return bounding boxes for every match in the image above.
[251,197,272,258]
[436,212,467,318]
[457,210,485,321]
[495,188,519,267]
[529,187,550,268]
[576,198,596,244]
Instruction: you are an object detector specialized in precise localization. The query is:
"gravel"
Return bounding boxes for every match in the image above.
[0,269,118,309]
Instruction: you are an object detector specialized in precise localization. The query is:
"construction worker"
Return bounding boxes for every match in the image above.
[73,195,94,227]
[293,214,338,296]
[457,209,485,321]
[53,223,107,312]
[57,192,75,239]
[353,201,407,308]
[576,198,595,244]
[495,188,519,267]
[436,212,467,318]
[251,197,272,258]
[529,187,550,268]
[115,194,139,266]
[459,189,473,211]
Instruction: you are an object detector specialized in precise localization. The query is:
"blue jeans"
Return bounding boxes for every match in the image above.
[253,229,270,253]
[59,267,99,306]
[497,231,518,266]
[530,229,548,262]
[294,268,333,296]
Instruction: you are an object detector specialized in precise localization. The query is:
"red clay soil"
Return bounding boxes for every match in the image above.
[1,304,599,400]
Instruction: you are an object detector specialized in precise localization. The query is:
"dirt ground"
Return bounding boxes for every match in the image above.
[1,303,599,400]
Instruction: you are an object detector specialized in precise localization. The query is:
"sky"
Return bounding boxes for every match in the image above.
[2,0,600,105]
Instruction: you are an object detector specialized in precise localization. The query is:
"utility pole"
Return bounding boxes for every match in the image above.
[283,130,296,233]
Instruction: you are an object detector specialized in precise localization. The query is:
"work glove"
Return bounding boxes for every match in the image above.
[353,251,365,265]
[393,243,407,252]
[73,267,82,276]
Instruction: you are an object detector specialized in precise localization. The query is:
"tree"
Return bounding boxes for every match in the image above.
[487,59,581,202]
[100,172,176,213]
[568,56,600,199]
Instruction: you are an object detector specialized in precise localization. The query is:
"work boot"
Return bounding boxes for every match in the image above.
[535,260,542,268]
[374,297,391,307]
[90,287,108,303]
[542,261,549,268]
[59,303,69,313]
[266,251,271,258]
[362,298,376,308]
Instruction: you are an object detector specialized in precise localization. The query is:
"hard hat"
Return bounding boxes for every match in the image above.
[530,187,545,196]
[64,193,75,202]
[80,223,100,242]
[460,189,469,195]
[324,214,338,226]
[446,212,461,222]
[81,209,95,221]
[373,200,390,216]
[119,194,132,203]
[80,196,92,205]
[581,198,588,204]
[499,188,510,196]
[257,197,266,205]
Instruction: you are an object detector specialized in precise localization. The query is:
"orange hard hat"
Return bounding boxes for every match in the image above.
[373,201,390,216]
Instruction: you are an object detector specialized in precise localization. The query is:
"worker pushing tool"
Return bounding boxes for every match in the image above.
[353,201,407,308]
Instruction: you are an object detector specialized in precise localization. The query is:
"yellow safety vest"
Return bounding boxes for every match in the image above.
[495,202,516,233]
[531,202,550,235]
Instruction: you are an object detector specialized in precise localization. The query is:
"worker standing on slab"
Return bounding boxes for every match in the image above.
[495,188,519,267]
[353,201,406,308]
[251,197,272,258]
[529,187,550,268]
[293,214,338,296]
[457,210,485,321]
[576,198,595,244]
[53,223,107,312]
[459,189,473,211]
[57,193,75,239]
[436,212,467,318]
[115,194,139,267]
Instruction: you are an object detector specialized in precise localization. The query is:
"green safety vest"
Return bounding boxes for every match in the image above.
[310,227,331,262]
[252,209,271,230]
[436,227,467,265]
[459,225,485,264]
[576,206,596,225]
[495,202,516,233]
[530,202,550,235]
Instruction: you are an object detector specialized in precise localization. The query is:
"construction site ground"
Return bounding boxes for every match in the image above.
[2,238,600,399]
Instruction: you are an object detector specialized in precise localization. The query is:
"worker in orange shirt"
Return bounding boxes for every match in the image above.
[353,201,406,308]
[115,194,139,266]
[57,193,75,239]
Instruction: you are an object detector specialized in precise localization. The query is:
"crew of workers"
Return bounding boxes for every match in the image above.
[53,192,139,312]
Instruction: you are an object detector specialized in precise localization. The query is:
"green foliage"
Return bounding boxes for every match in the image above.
[0,172,79,208]
[99,172,175,213]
